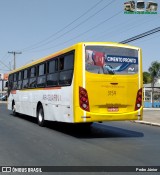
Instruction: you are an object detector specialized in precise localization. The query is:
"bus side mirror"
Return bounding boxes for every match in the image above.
[5,81,8,87]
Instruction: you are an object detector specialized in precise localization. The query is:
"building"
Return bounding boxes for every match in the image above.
[143,78,160,108]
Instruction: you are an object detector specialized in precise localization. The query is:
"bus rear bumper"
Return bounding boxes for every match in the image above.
[74,107,143,123]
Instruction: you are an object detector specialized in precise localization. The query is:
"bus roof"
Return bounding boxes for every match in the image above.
[9,42,140,74]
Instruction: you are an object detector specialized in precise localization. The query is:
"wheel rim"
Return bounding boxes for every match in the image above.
[12,105,16,113]
[38,109,43,123]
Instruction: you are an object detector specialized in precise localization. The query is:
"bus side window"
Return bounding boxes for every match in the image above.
[29,66,37,88]
[22,69,29,89]
[8,74,13,96]
[59,53,74,86]
[59,70,73,86]
[63,54,74,70]
[46,59,58,87]
[37,63,46,88]
[17,71,22,90]
[59,57,64,71]
[13,73,18,90]
[8,74,13,89]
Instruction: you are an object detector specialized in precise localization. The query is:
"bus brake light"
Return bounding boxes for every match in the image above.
[79,87,90,112]
[135,88,142,111]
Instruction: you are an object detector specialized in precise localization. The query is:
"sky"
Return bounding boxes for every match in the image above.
[0,0,160,77]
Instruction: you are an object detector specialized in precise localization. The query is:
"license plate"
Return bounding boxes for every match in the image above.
[108,107,119,112]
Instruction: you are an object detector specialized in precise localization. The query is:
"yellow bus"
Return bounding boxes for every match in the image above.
[146,1,158,12]
[7,42,143,126]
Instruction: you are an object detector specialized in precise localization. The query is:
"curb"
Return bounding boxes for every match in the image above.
[132,120,160,127]
[144,108,160,111]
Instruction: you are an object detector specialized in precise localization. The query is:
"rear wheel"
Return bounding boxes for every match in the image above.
[12,102,17,116]
[37,105,45,127]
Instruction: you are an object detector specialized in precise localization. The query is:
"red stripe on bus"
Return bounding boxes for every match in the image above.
[20,87,62,91]
[43,87,61,90]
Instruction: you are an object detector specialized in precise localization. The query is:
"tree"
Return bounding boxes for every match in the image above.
[148,61,160,84]
[148,61,160,107]
[143,71,151,84]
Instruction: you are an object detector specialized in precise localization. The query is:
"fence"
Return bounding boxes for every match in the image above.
[143,87,160,108]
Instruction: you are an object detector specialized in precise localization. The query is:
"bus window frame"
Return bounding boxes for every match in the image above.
[58,51,74,86]
[17,71,22,90]
[29,66,37,88]
[22,69,29,89]
[46,58,59,87]
[13,73,18,90]
[37,62,46,88]
[8,74,13,91]
[8,50,75,90]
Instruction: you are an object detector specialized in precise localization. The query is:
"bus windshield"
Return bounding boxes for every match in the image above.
[85,46,138,75]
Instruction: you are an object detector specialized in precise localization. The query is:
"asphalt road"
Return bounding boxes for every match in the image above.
[0,103,160,175]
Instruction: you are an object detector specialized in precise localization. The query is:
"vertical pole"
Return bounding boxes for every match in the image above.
[151,90,152,106]
[2,80,4,91]
[1,80,2,92]
[14,52,16,70]
[144,87,146,102]
[8,51,22,70]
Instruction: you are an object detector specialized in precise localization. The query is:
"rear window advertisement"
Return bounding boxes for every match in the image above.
[85,49,138,75]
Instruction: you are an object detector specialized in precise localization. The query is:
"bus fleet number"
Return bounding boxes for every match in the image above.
[108,90,116,96]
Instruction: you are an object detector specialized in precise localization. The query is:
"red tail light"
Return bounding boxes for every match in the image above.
[79,87,90,112]
[135,88,142,111]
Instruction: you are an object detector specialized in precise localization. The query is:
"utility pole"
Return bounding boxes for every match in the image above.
[8,51,22,70]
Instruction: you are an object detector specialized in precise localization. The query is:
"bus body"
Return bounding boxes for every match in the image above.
[7,42,143,126]
[124,1,135,12]
[137,0,145,11]
[146,1,158,12]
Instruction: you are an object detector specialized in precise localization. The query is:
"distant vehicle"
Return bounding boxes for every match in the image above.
[124,1,135,11]
[0,94,7,101]
[146,1,158,12]
[137,0,145,11]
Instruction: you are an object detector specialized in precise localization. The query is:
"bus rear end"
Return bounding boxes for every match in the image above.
[74,43,143,123]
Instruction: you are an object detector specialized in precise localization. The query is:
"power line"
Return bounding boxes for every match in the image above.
[0,53,8,61]
[21,0,105,52]
[0,60,11,71]
[120,27,160,44]
[0,68,10,71]
[30,10,122,53]
[22,0,116,52]
[132,32,160,44]
[94,15,159,41]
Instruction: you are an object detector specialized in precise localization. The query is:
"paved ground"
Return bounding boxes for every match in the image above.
[135,108,160,127]
[0,103,160,175]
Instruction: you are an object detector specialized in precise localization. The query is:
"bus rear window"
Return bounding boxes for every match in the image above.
[85,46,138,75]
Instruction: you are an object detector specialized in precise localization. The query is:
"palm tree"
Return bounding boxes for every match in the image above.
[148,61,160,107]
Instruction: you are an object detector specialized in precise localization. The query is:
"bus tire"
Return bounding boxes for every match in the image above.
[37,105,45,127]
[12,101,17,116]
